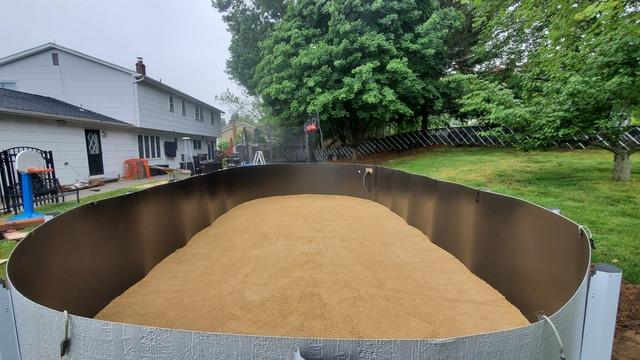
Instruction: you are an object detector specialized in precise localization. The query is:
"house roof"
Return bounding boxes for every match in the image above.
[0,43,224,114]
[0,88,131,126]
[0,43,133,74]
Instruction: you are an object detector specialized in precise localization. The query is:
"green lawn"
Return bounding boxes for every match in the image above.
[0,181,165,280]
[383,147,639,283]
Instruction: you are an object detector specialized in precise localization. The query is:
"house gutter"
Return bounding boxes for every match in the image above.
[0,108,135,128]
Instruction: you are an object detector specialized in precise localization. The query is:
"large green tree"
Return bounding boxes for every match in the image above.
[254,0,464,147]
[212,0,286,94]
[449,0,639,181]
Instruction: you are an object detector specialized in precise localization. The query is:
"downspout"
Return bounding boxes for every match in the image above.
[132,75,145,127]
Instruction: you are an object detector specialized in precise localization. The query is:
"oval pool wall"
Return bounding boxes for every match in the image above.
[7,164,591,359]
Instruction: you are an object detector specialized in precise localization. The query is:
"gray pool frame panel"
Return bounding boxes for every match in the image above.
[7,164,591,359]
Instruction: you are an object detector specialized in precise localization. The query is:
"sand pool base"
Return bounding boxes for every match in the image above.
[96,194,528,339]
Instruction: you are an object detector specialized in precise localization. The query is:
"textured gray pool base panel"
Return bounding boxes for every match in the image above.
[12,277,587,359]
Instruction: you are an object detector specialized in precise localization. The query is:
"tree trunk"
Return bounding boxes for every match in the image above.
[421,115,430,131]
[613,152,631,181]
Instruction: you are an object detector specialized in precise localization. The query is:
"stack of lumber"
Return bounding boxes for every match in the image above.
[0,217,44,241]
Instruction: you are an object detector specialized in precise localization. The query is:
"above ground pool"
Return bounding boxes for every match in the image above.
[7,164,591,359]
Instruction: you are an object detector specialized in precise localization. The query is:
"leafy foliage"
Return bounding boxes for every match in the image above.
[215,88,265,125]
[212,0,286,94]
[454,0,640,151]
[254,0,464,146]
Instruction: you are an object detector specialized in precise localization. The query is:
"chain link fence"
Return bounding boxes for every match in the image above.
[259,125,640,162]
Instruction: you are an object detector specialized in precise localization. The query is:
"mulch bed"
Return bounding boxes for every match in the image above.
[613,281,640,360]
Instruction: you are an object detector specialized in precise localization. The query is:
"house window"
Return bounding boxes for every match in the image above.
[150,137,157,158]
[207,140,216,159]
[169,96,174,113]
[137,135,162,159]
[144,136,150,158]
[210,111,215,124]
[193,139,202,150]
[0,82,16,90]
[52,53,59,66]
[137,135,144,158]
[181,100,186,116]
[195,106,204,121]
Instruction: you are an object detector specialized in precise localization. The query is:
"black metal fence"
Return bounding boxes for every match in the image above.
[0,147,60,214]
[273,125,640,162]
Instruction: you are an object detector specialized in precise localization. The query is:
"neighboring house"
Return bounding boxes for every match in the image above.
[0,43,223,184]
[219,121,256,146]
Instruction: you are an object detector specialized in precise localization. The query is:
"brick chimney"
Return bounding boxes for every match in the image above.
[135,57,146,75]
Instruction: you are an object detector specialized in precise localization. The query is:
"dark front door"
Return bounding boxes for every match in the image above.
[84,129,104,176]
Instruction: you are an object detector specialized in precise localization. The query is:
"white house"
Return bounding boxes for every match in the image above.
[0,43,223,185]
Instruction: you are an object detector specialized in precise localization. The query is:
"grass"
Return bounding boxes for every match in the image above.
[0,241,14,280]
[0,180,165,280]
[383,147,639,283]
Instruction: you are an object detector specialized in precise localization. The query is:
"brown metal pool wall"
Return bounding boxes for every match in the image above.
[8,163,589,319]
[6,163,591,359]
[374,167,591,321]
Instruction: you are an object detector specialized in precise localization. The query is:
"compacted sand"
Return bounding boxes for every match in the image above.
[96,195,528,338]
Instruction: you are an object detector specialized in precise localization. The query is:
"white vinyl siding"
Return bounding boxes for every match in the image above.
[0,113,138,184]
[0,50,137,124]
[0,113,216,184]
[136,82,220,137]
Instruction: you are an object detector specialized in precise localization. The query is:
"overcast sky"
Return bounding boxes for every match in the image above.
[0,0,240,117]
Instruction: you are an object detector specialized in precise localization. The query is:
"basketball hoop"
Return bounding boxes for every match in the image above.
[305,123,318,133]
[25,167,53,174]
[15,150,48,173]
[11,150,49,220]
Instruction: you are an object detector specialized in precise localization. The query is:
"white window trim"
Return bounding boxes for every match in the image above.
[137,135,162,159]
